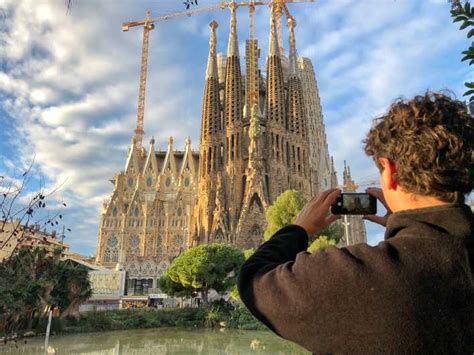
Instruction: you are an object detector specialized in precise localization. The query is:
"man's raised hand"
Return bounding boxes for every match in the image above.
[363,187,392,227]
[294,188,341,236]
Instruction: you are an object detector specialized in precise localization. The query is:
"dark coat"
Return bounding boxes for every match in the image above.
[238,204,474,354]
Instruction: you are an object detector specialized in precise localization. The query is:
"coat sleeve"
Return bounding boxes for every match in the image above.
[237,224,310,333]
[237,224,393,348]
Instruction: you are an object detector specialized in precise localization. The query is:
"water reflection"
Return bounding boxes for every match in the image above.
[1,328,309,354]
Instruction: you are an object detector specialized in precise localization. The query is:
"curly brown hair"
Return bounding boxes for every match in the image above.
[364,91,473,203]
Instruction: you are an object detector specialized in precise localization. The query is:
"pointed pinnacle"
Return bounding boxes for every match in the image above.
[227,3,239,57]
[268,9,279,57]
[206,20,219,79]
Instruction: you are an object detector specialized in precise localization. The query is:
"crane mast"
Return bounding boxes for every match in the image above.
[122,4,228,148]
[134,11,153,148]
[248,0,256,39]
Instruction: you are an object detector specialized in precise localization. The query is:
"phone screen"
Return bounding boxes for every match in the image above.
[331,193,377,215]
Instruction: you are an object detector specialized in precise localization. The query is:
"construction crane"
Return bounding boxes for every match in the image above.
[122,0,316,147]
[229,0,315,54]
[122,3,228,148]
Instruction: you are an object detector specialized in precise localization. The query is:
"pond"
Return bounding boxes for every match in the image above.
[0,328,310,354]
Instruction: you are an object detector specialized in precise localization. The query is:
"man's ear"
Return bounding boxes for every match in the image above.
[378,157,397,190]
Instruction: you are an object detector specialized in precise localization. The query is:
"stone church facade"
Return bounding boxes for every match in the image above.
[95,8,365,287]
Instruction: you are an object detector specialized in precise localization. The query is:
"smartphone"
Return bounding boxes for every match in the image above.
[331,193,377,215]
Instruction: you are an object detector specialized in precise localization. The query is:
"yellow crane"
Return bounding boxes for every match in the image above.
[122,0,315,147]
[123,2,234,148]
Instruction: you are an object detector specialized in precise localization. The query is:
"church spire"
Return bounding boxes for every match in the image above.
[206,20,218,79]
[245,2,260,120]
[268,7,280,57]
[199,20,221,150]
[266,4,286,126]
[286,17,305,134]
[288,17,298,77]
[224,2,243,128]
[227,2,239,57]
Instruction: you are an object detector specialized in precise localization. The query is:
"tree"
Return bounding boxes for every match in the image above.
[50,259,92,319]
[314,223,343,245]
[183,0,199,10]
[308,236,337,252]
[158,274,194,298]
[65,0,199,14]
[159,244,244,307]
[0,247,91,338]
[264,189,343,241]
[229,248,255,302]
[451,1,474,103]
[264,190,306,241]
[263,190,343,253]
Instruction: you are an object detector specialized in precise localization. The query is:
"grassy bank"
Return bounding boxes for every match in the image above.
[2,304,267,338]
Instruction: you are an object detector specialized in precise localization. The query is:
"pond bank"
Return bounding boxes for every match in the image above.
[1,305,266,341]
[0,327,309,354]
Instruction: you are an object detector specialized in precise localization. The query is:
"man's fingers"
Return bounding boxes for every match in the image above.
[309,193,320,203]
[366,187,382,199]
[366,187,390,211]
[316,188,339,204]
[322,189,341,208]
[325,214,341,225]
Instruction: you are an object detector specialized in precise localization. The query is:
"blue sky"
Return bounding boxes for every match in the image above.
[0,0,471,256]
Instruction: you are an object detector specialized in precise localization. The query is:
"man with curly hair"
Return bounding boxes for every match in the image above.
[238,92,474,353]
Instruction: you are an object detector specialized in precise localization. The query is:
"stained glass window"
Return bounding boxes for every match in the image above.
[107,236,118,248]
[129,235,140,254]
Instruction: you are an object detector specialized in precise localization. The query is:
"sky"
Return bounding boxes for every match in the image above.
[0,0,471,256]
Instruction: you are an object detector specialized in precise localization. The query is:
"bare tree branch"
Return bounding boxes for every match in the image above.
[0,160,70,255]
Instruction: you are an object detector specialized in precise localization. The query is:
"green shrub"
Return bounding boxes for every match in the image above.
[9,305,269,336]
[123,312,148,329]
[209,299,233,316]
[228,306,267,330]
[205,309,221,328]
[84,311,113,331]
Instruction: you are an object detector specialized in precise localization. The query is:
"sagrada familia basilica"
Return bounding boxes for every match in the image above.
[95,5,366,291]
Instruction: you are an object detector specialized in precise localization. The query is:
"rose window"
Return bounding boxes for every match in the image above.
[173,235,183,248]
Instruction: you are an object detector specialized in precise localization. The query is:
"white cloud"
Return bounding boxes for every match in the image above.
[0,0,207,253]
[0,0,469,253]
